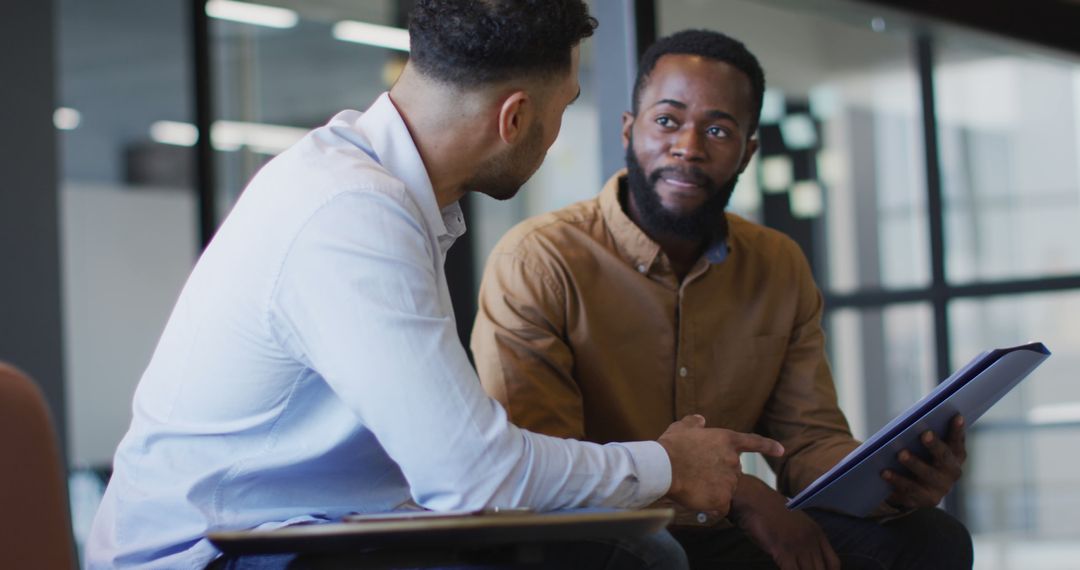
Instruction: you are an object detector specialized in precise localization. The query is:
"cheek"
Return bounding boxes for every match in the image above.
[548,114,564,146]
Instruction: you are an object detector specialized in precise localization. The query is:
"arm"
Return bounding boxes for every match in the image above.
[270,191,669,511]
[471,247,585,439]
[756,241,860,497]
[729,476,840,570]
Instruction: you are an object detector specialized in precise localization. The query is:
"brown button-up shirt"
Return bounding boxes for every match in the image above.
[471,172,861,525]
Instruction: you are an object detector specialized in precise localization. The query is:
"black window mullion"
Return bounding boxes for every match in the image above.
[190,0,218,250]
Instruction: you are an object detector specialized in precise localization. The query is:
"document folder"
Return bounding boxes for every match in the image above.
[787,341,1050,517]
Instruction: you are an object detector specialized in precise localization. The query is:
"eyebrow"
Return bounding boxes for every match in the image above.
[651,98,740,127]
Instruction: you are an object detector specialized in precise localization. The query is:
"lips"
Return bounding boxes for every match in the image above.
[661,177,701,188]
[651,168,708,189]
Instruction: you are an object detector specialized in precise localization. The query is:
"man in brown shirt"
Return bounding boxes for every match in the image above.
[473,30,973,569]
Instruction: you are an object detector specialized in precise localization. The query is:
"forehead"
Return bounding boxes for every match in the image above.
[640,54,755,118]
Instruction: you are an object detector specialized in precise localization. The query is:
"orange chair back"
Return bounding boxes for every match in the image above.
[0,362,76,569]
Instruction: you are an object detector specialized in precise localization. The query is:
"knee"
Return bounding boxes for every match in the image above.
[633,530,691,570]
[893,508,973,569]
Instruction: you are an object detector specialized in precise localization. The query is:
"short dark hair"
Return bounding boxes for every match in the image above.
[632,30,766,133]
[408,0,598,86]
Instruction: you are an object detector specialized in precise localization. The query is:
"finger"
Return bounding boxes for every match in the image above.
[921,430,964,481]
[882,469,932,508]
[897,448,947,489]
[949,415,968,462]
[730,432,785,457]
[919,431,958,470]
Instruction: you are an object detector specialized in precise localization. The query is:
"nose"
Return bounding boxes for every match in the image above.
[670,126,706,162]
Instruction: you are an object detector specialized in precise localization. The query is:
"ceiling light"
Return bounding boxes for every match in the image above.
[205,0,298,29]
[1029,402,1080,425]
[332,20,410,52]
[149,120,308,155]
[150,121,199,147]
[54,107,82,130]
[211,120,308,155]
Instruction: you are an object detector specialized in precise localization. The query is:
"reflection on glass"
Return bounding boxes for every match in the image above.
[210,1,403,217]
[659,0,930,293]
[827,303,935,440]
[57,0,200,562]
[937,42,1080,284]
[951,292,1080,562]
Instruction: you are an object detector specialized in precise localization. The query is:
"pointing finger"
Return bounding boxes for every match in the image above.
[730,432,784,457]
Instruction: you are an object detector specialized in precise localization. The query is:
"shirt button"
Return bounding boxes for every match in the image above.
[696,512,708,524]
[679,366,688,378]
[637,263,647,273]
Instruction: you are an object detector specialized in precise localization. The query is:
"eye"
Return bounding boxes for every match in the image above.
[654,115,678,129]
[706,126,729,139]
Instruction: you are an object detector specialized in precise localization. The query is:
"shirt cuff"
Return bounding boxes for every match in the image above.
[617,440,672,507]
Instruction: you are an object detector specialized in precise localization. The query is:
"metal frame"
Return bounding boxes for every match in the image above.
[191,0,218,249]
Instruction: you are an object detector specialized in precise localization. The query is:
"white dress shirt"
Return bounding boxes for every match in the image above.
[86,93,671,569]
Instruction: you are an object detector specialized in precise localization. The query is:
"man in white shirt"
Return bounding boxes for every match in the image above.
[87,1,782,568]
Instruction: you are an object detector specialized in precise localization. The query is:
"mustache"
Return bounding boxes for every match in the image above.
[648,165,711,187]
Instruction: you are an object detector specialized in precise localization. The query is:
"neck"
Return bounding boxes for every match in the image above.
[388,68,489,209]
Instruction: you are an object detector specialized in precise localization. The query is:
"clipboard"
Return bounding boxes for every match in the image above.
[208,508,675,555]
[787,341,1051,516]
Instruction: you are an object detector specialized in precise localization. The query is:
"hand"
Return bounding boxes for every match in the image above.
[882,414,967,509]
[730,476,840,570]
[657,415,784,516]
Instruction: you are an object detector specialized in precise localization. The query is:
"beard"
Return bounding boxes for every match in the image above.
[466,121,546,201]
[624,136,738,242]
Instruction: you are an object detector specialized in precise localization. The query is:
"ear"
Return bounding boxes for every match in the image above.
[620,111,635,150]
[497,90,532,145]
[737,137,760,173]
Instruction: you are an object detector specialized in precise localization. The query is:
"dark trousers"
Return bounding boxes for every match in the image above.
[672,507,973,570]
[206,529,689,569]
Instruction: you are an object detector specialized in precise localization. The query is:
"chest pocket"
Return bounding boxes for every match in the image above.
[713,334,788,425]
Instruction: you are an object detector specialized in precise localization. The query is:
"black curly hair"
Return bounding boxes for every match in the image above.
[632,30,766,134]
[408,0,597,86]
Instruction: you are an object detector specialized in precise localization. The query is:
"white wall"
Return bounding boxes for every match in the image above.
[60,183,197,467]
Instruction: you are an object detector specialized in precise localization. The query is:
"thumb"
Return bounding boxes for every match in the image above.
[730,432,785,457]
[680,414,707,428]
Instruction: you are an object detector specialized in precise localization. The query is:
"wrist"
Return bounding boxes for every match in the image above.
[729,476,783,524]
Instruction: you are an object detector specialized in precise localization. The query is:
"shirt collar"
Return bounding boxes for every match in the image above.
[599,170,730,274]
[349,93,465,245]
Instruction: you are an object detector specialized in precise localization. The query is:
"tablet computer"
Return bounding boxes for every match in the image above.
[787,342,1050,516]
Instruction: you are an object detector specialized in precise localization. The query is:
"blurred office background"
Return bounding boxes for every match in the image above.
[2,0,1079,567]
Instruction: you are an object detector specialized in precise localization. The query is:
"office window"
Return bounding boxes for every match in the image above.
[209,1,403,216]
[659,1,1080,568]
[660,0,931,297]
[56,0,199,561]
[828,304,936,439]
[936,41,1080,284]
[952,292,1080,560]
[57,0,199,469]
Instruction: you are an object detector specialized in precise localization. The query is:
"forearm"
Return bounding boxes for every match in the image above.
[729,474,787,525]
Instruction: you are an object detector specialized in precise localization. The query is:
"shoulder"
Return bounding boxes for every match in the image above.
[492,196,604,260]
